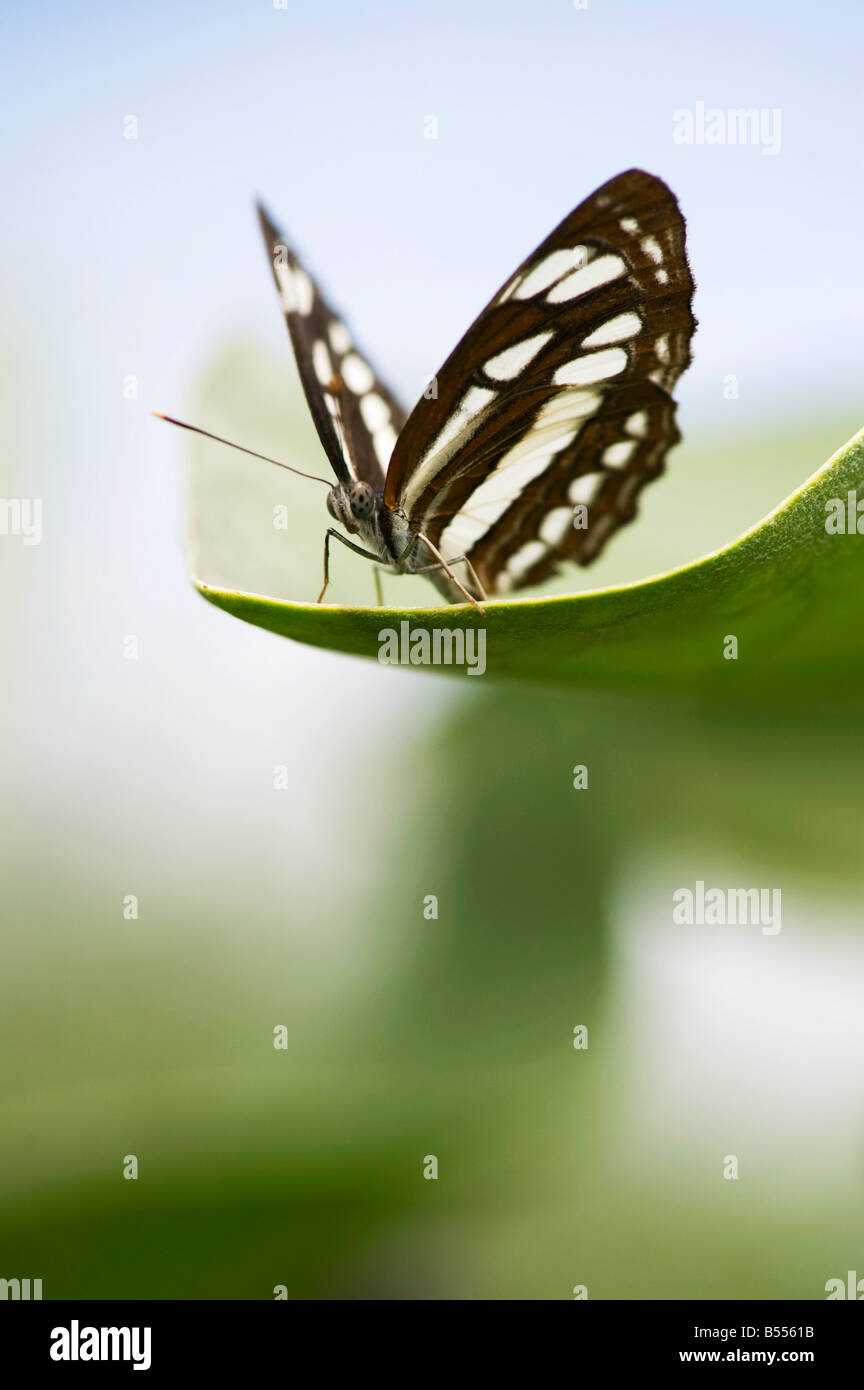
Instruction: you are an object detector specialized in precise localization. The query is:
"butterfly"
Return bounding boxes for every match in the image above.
[161,170,695,613]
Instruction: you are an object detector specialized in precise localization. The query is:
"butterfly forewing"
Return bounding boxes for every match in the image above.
[383,169,696,594]
[257,204,406,490]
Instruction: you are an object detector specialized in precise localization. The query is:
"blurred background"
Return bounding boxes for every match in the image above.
[1,0,863,1298]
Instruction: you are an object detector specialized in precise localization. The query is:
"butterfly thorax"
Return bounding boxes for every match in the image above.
[326,480,429,571]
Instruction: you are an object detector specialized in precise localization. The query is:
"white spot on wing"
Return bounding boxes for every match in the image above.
[312,340,333,386]
[554,348,628,386]
[581,312,642,348]
[626,411,649,437]
[620,217,640,233]
[496,274,521,304]
[539,506,574,546]
[462,385,497,414]
[568,473,603,505]
[655,268,669,285]
[545,426,578,454]
[324,393,355,477]
[341,353,375,393]
[373,423,397,468]
[655,335,670,362]
[513,247,588,299]
[360,393,390,431]
[546,254,627,303]
[484,330,553,381]
[295,271,315,315]
[603,441,637,468]
[641,236,663,264]
[275,263,314,315]
[328,321,351,354]
[535,388,600,433]
[507,539,546,577]
[403,385,497,510]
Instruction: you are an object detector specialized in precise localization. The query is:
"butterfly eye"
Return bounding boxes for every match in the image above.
[349,481,374,519]
[326,487,346,523]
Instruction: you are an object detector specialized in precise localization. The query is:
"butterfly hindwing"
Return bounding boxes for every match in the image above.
[462,379,682,592]
[257,204,406,490]
[382,169,696,594]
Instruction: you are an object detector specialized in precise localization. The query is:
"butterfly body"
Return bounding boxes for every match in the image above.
[324,480,476,603]
[254,171,696,607]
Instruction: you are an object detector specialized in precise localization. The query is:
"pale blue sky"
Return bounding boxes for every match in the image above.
[3,0,863,437]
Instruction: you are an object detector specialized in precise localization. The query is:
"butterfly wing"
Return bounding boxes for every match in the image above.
[257,204,407,489]
[382,169,696,594]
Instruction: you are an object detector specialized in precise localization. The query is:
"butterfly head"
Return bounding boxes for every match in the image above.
[326,480,376,534]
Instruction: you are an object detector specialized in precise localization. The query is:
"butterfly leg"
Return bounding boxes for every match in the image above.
[412,553,488,605]
[318,528,384,604]
[372,567,384,607]
[413,532,487,614]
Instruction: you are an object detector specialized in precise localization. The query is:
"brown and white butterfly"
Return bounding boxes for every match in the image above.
[163,170,695,612]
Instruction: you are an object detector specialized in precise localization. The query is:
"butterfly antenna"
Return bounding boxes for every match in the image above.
[152,413,332,486]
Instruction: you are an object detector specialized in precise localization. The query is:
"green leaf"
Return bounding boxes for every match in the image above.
[195,427,864,698]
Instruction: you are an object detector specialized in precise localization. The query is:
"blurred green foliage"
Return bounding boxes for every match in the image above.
[3,685,863,1298]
